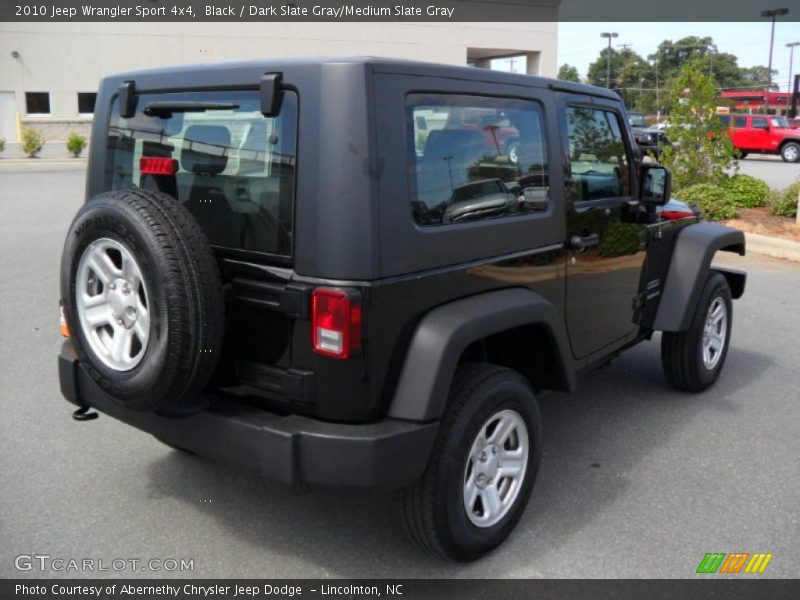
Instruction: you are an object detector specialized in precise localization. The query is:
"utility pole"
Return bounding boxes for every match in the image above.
[787,42,800,92]
[600,32,618,88]
[761,8,789,90]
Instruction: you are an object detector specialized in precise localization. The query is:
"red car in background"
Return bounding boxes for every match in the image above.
[720,114,800,162]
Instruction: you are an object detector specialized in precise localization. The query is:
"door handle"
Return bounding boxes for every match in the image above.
[570,233,600,251]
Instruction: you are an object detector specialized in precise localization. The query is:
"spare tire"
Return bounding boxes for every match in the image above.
[60,189,224,415]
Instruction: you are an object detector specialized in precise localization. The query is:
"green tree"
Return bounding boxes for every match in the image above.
[587,47,655,110]
[660,64,737,191]
[737,66,778,90]
[558,63,580,82]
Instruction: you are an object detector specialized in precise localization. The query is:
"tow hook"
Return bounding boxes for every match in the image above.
[72,406,98,421]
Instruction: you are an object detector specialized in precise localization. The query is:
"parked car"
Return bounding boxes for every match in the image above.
[658,197,699,221]
[58,58,746,561]
[719,113,800,162]
[628,111,670,157]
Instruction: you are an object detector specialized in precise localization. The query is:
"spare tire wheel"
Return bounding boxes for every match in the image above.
[60,189,224,416]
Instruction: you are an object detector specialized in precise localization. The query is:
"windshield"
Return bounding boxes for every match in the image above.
[628,113,647,127]
[770,116,789,128]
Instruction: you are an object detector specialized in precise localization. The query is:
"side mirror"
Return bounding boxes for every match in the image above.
[639,165,671,206]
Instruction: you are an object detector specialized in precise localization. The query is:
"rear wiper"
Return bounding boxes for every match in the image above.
[143,101,239,117]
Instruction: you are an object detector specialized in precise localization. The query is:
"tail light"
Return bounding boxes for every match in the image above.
[311,288,362,359]
[660,209,695,220]
[139,157,177,175]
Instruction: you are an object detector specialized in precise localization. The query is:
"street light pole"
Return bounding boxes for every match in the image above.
[655,54,660,120]
[788,42,800,93]
[761,8,789,90]
[600,32,618,88]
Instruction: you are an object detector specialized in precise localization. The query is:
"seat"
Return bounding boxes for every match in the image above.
[179,125,239,247]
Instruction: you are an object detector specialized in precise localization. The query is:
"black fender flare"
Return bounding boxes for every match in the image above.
[652,222,745,332]
[387,288,576,422]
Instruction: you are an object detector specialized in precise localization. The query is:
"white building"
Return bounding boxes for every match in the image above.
[0,21,558,142]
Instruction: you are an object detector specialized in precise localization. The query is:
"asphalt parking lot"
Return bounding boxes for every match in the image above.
[1,162,799,579]
[738,155,800,190]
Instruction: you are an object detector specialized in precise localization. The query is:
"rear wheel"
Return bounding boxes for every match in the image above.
[661,273,732,392]
[506,139,521,164]
[399,363,541,561]
[781,142,800,163]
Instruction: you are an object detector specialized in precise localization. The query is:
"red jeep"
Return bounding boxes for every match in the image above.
[721,114,800,162]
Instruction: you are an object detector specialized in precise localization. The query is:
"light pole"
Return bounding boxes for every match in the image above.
[653,53,660,121]
[787,42,800,92]
[600,32,618,88]
[761,8,789,90]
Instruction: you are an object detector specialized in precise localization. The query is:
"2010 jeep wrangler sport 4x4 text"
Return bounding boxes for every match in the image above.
[58,58,746,561]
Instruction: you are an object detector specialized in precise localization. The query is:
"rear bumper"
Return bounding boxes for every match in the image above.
[59,341,438,490]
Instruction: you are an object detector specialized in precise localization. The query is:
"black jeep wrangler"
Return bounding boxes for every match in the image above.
[58,58,746,561]
[628,111,669,158]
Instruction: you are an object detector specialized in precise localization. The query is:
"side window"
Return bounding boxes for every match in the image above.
[751,117,768,129]
[565,106,630,202]
[407,94,548,226]
[732,116,747,128]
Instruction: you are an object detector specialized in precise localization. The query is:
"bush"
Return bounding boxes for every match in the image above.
[0,137,5,154]
[768,182,799,218]
[675,183,738,222]
[721,174,770,208]
[20,128,45,158]
[66,132,87,158]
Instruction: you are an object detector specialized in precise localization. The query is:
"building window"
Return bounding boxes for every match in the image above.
[78,92,97,114]
[25,92,51,115]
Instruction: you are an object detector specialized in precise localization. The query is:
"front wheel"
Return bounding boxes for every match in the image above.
[781,142,800,163]
[399,363,541,561]
[661,272,732,392]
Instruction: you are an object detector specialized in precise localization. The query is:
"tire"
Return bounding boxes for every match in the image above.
[737,151,748,159]
[399,363,542,561]
[60,189,224,415]
[661,272,732,393]
[780,142,800,163]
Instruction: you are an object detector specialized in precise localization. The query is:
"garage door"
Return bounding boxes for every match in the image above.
[0,92,18,141]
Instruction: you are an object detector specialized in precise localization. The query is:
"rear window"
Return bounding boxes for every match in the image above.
[105,90,297,257]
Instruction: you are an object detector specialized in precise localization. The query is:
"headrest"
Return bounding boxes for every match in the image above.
[423,129,485,161]
[181,125,230,175]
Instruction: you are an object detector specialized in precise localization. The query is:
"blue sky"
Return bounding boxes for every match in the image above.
[556,22,800,91]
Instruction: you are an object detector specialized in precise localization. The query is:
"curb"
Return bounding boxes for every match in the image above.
[744,231,800,263]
